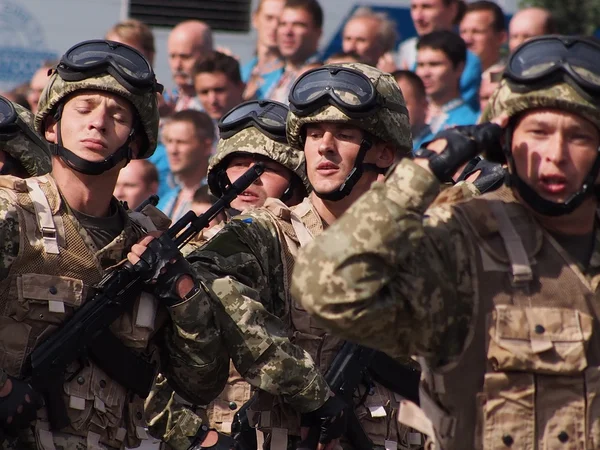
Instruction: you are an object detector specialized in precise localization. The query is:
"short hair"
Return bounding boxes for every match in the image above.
[325,51,363,64]
[417,30,467,68]
[106,19,155,58]
[193,51,242,85]
[136,159,159,185]
[542,11,558,34]
[349,7,398,52]
[465,1,505,32]
[284,0,323,29]
[165,109,216,142]
[392,70,426,101]
[193,185,218,204]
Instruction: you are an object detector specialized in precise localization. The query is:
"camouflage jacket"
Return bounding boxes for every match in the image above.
[186,199,330,414]
[291,158,484,368]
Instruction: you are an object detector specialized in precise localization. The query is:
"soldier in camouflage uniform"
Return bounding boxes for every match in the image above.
[0,40,227,449]
[179,63,426,450]
[293,35,600,449]
[145,100,309,450]
[0,99,50,177]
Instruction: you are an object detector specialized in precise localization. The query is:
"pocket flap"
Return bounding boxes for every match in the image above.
[20,274,83,307]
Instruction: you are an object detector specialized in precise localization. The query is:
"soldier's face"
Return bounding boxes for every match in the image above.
[303,122,393,197]
[511,108,600,204]
[45,91,136,165]
[225,154,293,211]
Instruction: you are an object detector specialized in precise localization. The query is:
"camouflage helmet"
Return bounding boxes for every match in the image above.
[481,77,600,162]
[208,127,308,197]
[0,103,51,176]
[35,71,159,158]
[286,63,412,155]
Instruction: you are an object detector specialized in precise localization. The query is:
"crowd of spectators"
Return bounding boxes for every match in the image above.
[2,0,560,224]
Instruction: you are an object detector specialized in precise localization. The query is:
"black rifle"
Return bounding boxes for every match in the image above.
[298,342,375,450]
[24,164,265,431]
[230,392,258,450]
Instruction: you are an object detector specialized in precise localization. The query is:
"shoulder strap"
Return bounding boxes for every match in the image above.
[25,178,59,255]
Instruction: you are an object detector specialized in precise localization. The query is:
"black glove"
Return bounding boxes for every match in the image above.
[300,395,348,445]
[132,234,197,306]
[456,157,507,194]
[414,123,503,183]
[0,376,43,431]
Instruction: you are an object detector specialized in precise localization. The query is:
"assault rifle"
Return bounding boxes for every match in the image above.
[24,164,265,431]
[298,342,375,450]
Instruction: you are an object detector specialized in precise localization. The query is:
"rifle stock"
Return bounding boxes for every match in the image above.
[24,164,265,430]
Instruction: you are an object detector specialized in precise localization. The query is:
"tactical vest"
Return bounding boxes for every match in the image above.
[248,198,422,450]
[400,187,600,450]
[0,175,169,450]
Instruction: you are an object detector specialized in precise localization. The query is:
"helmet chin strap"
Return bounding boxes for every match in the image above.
[504,126,600,217]
[312,136,386,202]
[50,106,135,176]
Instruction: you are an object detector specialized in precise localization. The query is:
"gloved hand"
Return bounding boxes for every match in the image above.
[300,395,348,446]
[456,157,507,194]
[0,375,43,431]
[415,123,503,183]
[128,233,197,306]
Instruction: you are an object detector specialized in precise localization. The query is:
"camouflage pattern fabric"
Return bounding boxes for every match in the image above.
[35,72,160,158]
[185,207,330,414]
[291,158,477,366]
[208,127,309,196]
[0,102,51,176]
[480,78,600,162]
[286,63,413,156]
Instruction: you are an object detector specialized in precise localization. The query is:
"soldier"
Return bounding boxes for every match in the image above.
[0,40,226,449]
[293,35,600,449]
[0,97,51,177]
[145,100,309,450]
[180,63,424,450]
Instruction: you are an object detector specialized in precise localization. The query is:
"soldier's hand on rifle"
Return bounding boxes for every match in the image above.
[0,372,43,431]
[299,395,347,450]
[127,232,197,305]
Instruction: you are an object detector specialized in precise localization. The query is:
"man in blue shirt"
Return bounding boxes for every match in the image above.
[415,30,479,143]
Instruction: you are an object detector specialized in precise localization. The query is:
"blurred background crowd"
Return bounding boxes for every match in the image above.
[1,0,589,225]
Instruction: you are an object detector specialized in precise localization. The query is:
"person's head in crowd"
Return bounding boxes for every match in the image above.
[459,1,506,71]
[478,62,504,113]
[28,61,56,114]
[410,0,460,36]
[168,20,214,92]
[193,51,245,121]
[342,7,397,67]
[105,19,156,66]
[277,0,323,67]
[114,159,159,209]
[252,0,285,54]
[190,185,226,227]
[325,51,363,65]
[508,7,556,52]
[416,30,466,106]
[4,83,31,111]
[162,109,215,181]
[393,70,428,136]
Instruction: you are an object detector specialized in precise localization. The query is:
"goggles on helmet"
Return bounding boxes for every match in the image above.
[504,35,600,101]
[0,96,42,144]
[219,100,288,143]
[56,39,163,95]
[288,66,408,118]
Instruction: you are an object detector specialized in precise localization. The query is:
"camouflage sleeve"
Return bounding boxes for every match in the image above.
[0,191,21,279]
[292,159,477,367]
[186,215,330,413]
[159,285,230,406]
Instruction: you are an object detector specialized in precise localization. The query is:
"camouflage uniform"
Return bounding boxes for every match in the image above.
[0,70,227,450]
[292,73,600,448]
[145,125,308,450]
[183,64,424,450]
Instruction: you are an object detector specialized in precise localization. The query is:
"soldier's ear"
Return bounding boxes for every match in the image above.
[375,142,395,169]
[44,115,58,144]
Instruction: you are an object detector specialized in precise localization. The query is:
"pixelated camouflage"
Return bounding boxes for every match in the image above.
[0,102,51,176]
[481,78,600,162]
[208,127,309,196]
[286,63,413,155]
[35,71,159,158]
